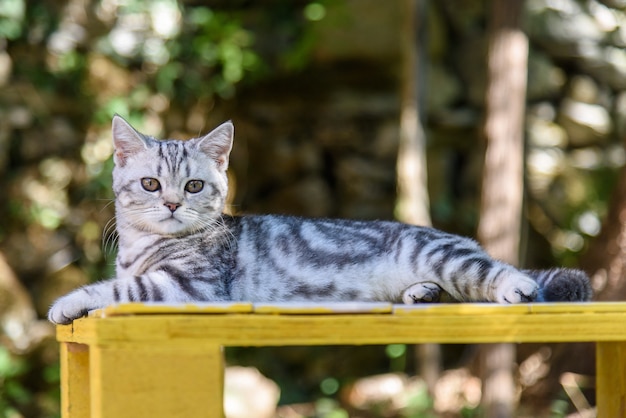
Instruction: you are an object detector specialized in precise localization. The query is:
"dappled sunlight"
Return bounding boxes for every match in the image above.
[224,366,280,418]
[519,347,552,388]
[272,369,481,417]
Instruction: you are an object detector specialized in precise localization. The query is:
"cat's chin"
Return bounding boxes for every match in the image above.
[122,211,222,237]
[124,218,193,237]
[152,221,195,236]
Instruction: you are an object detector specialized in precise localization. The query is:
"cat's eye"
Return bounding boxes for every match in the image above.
[185,180,204,193]
[141,178,161,192]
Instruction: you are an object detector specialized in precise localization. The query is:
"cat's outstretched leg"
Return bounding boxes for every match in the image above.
[406,232,540,303]
[435,263,539,303]
[48,280,117,324]
[402,268,591,304]
[401,269,539,304]
[48,270,221,324]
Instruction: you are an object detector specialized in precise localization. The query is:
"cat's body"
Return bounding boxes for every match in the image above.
[47,117,592,325]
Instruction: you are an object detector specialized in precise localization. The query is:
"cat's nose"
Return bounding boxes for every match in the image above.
[164,202,181,213]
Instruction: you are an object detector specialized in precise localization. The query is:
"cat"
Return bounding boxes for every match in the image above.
[47,116,592,324]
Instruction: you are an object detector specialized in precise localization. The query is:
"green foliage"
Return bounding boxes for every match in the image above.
[90,1,264,106]
[158,6,262,100]
[0,0,25,40]
[403,388,436,418]
[0,346,60,418]
[276,1,334,72]
[386,343,408,372]
[315,398,349,417]
[0,346,30,416]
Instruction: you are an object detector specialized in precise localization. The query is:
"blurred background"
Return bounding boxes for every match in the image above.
[2,0,626,416]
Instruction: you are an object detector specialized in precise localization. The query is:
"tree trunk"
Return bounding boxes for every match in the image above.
[396,0,430,227]
[477,1,528,417]
[395,0,441,395]
[478,0,527,262]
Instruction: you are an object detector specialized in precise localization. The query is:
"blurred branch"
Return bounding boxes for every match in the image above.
[559,372,594,417]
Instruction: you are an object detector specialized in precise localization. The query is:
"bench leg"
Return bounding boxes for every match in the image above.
[60,342,91,418]
[596,341,626,418]
[89,343,224,418]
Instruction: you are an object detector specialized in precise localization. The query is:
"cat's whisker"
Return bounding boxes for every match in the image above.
[102,217,119,259]
[217,215,237,250]
[99,199,116,212]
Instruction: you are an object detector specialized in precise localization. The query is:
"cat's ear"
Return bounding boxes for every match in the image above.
[112,115,150,167]
[194,121,234,170]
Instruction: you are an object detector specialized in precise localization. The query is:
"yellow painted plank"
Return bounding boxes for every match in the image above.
[57,310,626,346]
[60,342,90,418]
[90,343,224,418]
[56,317,101,344]
[528,302,626,313]
[88,301,626,318]
[393,303,532,315]
[99,302,254,317]
[253,302,393,314]
[597,341,626,418]
[395,302,626,315]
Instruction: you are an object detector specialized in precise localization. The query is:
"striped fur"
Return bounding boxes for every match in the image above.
[47,117,592,324]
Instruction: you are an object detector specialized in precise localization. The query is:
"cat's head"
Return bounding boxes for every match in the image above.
[111,115,233,236]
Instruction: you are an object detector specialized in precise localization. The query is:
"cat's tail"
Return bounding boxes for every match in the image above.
[523,268,593,302]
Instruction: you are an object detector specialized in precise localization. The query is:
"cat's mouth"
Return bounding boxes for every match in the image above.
[163,214,182,223]
[152,215,190,236]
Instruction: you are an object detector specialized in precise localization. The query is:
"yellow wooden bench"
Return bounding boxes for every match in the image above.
[55,302,626,418]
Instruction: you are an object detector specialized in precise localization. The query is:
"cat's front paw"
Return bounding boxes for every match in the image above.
[48,290,95,325]
[402,282,443,304]
[496,273,539,304]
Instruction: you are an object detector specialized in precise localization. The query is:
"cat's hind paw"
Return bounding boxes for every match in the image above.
[495,273,539,304]
[402,282,443,304]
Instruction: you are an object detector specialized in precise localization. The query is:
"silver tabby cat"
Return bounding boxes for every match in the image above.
[48,116,592,324]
